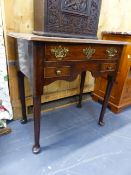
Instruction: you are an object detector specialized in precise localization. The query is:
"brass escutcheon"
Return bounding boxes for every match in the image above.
[51,45,69,60]
[106,47,118,58]
[83,47,96,60]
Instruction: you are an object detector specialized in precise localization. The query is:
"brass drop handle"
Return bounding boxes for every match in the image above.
[83,47,96,60]
[51,45,69,60]
[56,70,62,76]
[107,66,113,70]
[106,48,118,58]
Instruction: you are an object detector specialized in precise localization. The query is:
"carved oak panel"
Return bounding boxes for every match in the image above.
[34,0,102,38]
[61,0,91,16]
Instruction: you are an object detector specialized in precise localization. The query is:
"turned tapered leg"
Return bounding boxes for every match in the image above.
[77,71,86,108]
[17,71,27,124]
[32,96,41,154]
[98,75,114,126]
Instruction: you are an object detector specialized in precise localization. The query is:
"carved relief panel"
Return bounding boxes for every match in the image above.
[34,0,102,38]
[61,0,91,16]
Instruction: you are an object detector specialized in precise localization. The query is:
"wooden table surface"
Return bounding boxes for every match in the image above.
[8,32,130,44]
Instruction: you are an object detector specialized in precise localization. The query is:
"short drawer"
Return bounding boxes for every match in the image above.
[100,63,117,72]
[44,66,71,78]
[45,43,122,61]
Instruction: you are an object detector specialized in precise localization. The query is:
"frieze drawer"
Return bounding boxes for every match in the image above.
[100,63,117,72]
[44,66,71,78]
[45,44,122,61]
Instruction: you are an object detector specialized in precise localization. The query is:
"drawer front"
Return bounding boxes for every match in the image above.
[44,66,71,78]
[45,43,122,61]
[100,63,117,72]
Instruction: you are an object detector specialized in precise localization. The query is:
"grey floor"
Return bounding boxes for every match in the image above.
[1,99,131,175]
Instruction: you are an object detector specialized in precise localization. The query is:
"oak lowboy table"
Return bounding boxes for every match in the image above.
[9,33,128,154]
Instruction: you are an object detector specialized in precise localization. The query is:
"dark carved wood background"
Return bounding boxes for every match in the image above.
[45,0,101,37]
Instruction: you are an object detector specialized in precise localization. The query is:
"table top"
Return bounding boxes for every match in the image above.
[102,31,131,36]
[8,32,130,45]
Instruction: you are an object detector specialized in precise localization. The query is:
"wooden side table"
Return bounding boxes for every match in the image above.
[9,33,128,153]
